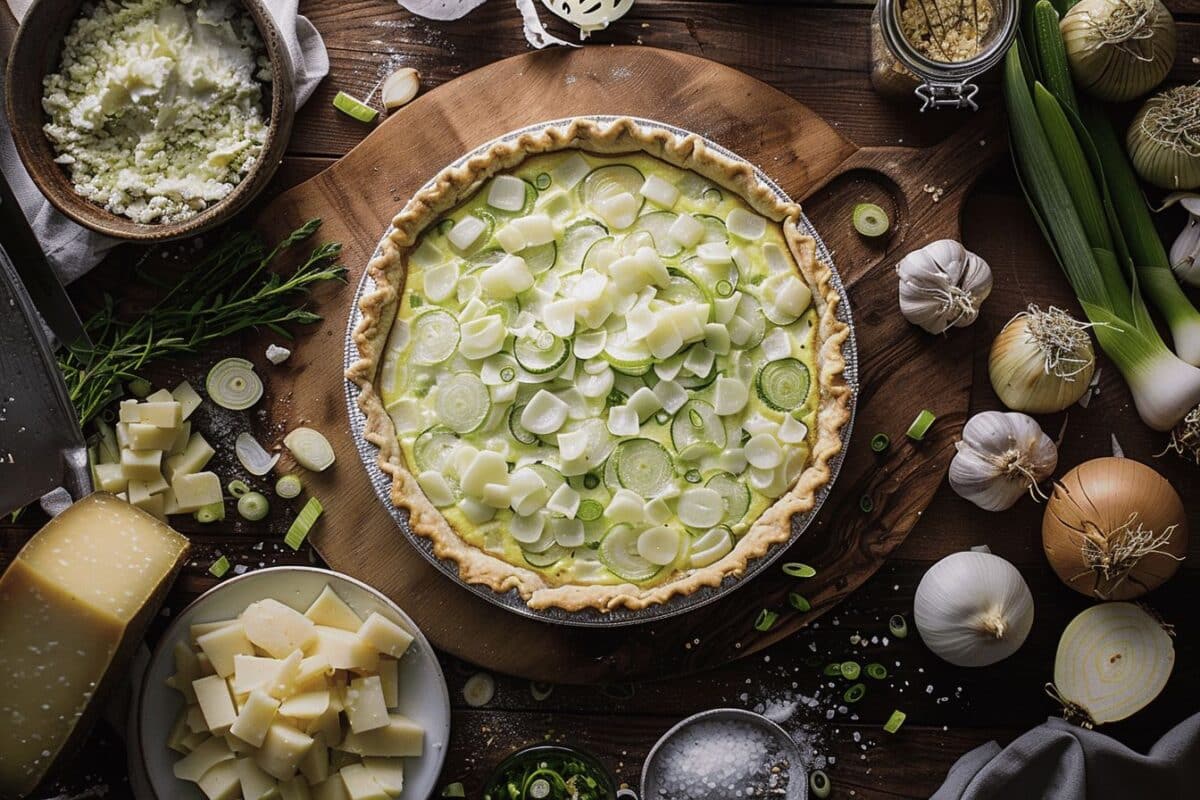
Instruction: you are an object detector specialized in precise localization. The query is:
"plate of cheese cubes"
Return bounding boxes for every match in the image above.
[136,566,450,800]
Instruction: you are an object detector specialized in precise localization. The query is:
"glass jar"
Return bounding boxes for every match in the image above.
[871,0,1020,110]
[484,744,618,800]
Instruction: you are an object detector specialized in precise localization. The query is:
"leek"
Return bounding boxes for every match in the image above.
[1003,44,1200,430]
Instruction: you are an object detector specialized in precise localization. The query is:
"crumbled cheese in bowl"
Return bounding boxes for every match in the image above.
[41,0,270,225]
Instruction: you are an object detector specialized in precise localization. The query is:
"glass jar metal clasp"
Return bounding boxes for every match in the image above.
[915,80,981,111]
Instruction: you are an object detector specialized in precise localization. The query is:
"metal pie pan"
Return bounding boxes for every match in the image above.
[344,116,859,627]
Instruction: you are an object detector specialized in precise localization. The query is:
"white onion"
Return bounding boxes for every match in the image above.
[235,432,280,476]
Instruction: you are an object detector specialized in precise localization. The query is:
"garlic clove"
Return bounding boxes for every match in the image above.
[381,67,421,110]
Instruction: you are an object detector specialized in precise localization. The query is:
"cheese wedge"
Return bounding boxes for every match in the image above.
[0,493,189,799]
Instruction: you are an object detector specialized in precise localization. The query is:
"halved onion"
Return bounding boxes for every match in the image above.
[235,432,280,476]
[206,357,263,410]
[283,427,336,472]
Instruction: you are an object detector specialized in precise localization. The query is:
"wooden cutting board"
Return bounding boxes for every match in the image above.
[253,46,1002,683]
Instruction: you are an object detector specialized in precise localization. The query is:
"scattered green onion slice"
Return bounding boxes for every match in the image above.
[275,474,303,499]
[906,409,937,441]
[209,556,231,578]
[684,468,702,484]
[206,358,263,410]
[889,613,909,639]
[577,499,603,522]
[782,562,816,578]
[844,682,866,703]
[852,202,890,237]
[528,779,551,799]
[534,173,552,190]
[284,427,336,471]
[530,681,554,701]
[788,592,811,612]
[441,783,466,798]
[884,709,907,733]
[582,473,600,490]
[859,494,874,513]
[227,479,251,498]
[128,377,152,398]
[463,672,495,707]
[754,609,779,632]
[499,366,516,383]
[237,492,270,522]
[866,662,889,680]
[839,661,861,680]
[870,432,891,453]
[285,496,324,550]
[194,501,225,524]
[235,431,280,476]
[333,90,378,122]
[715,279,734,297]
[809,769,831,799]
[822,662,843,677]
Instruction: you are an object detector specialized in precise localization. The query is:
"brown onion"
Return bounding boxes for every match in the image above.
[1043,457,1187,599]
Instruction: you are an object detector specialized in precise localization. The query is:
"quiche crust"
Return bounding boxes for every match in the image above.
[347,117,851,612]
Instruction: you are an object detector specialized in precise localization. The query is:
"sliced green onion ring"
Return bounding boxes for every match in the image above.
[284,427,336,471]
[237,492,270,522]
[463,672,495,707]
[206,357,263,411]
[754,609,780,632]
[582,473,600,490]
[441,783,466,798]
[782,562,817,578]
[285,497,323,550]
[333,90,378,122]
[788,592,811,612]
[889,613,909,639]
[275,474,303,499]
[227,479,251,498]
[235,432,280,476]
[809,769,831,799]
[844,682,866,703]
[822,662,843,677]
[852,202,890,237]
[684,468,702,484]
[194,501,224,524]
[906,409,937,441]
[534,172,552,190]
[530,681,554,701]
[577,499,603,521]
[866,662,889,680]
[870,432,891,453]
[839,661,861,680]
[859,494,874,513]
[209,556,230,578]
[884,709,907,733]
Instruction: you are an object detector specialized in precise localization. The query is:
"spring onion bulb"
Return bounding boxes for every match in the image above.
[1127,85,1200,190]
[852,203,890,237]
[194,501,224,524]
[1052,602,1174,726]
[227,479,251,498]
[463,673,495,707]
[275,474,303,499]
[1163,406,1200,465]
[237,491,270,522]
[235,432,280,476]
[1043,457,1187,599]
[1060,0,1175,103]
[284,496,323,550]
[206,358,263,410]
[284,427,336,471]
[989,306,1096,413]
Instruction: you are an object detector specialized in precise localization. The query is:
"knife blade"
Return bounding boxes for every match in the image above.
[0,240,92,517]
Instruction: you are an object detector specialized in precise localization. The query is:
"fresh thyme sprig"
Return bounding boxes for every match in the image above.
[59,219,345,426]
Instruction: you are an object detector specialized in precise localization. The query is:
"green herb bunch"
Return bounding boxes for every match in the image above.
[59,219,345,426]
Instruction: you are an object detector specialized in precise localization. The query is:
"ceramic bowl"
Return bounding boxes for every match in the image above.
[134,566,450,799]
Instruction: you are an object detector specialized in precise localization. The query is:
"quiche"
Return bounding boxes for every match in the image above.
[350,118,851,612]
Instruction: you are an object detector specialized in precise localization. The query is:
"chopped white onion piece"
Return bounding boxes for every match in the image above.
[593,192,639,230]
[557,428,591,462]
[748,466,787,495]
[719,448,748,475]
[607,405,640,436]
[460,450,509,497]
[645,496,673,525]
[704,323,732,355]
[550,152,590,189]
[460,497,496,524]
[490,381,518,405]
[677,487,725,529]
[697,241,731,264]
[480,254,534,299]
[544,298,577,338]
[626,304,656,339]
[423,261,460,302]
[418,470,455,507]
[235,432,280,476]
[556,387,589,420]
[682,344,715,377]
[509,511,546,543]
[627,387,663,421]
[577,366,615,399]
[742,413,776,436]
[514,213,556,246]
[727,315,754,347]
[521,390,569,435]
[669,213,705,248]
[482,482,514,509]
[763,272,812,318]
[496,223,527,253]
[571,270,609,302]
[459,296,488,323]
[409,239,444,268]
[448,215,487,251]
[778,414,809,444]
[456,274,481,305]
[714,377,750,416]
[552,517,586,547]
[283,427,335,472]
[764,242,791,273]
[605,488,646,524]
[745,433,784,469]
[487,174,528,212]
[546,483,581,518]
[637,525,682,565]
[726,208,767,240]
[714,292,742,324]
[654,379,688,414]
[653,353,684,381]
[646,318,684,360]
[640,175,680,209]
[452,443,480,476]
[573,330,608,360]
[459,314,506,360]
[761,327,793,361]
[386,398,424,434]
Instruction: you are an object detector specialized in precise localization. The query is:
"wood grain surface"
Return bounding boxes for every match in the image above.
[3,1,1199,798]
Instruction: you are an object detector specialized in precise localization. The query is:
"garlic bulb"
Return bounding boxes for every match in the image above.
[1163,193,1200,287]
[1060,0,1176,103]
[989,306,1096,413]
[896,240,993,334]
[1128,85,1200,191]
[949,411,1058,512]
[914,551,1035,668]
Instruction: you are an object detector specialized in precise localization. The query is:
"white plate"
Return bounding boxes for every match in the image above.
[134,566,451,799]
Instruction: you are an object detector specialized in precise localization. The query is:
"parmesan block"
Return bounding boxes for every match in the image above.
[121,447,163,481]
[138,400,183,428]
[171,471,223,514]
[191,618,238,643]
[194,675,238,734]
[337,714,424,758]
[377,658,399,709]
[229,689,281,747]
[304,585,363,632]
[233,654,284,695]
[299,733,331,785]
[0,493,189,799]
[280,689,331,720]
[295,654,334,692]
[356,613,414,660]
[126,421,178,450]
[242,598,319,657]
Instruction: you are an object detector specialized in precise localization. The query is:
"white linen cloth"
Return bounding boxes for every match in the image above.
[0,0,329,282]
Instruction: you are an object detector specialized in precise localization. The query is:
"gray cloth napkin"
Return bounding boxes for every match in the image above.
[0,0,329,283]
[932,713,1200,800]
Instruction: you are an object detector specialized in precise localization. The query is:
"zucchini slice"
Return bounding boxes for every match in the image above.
[410,309,460,365]
[434,372,491,434]
[614,438,674,497]
[706,471,751,524]
[598,523,661,582]
[756,358,812,412]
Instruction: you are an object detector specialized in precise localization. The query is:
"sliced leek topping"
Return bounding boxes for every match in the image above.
[206,357,263,411]
[410,309,460,365]
[434,372,491,434]
[756,358,811,412]
[599,523,661,582]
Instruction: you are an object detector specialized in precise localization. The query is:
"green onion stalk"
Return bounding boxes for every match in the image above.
[1004,36,1200,431]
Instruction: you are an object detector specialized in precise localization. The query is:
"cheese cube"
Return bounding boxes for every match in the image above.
[173,736,235,782]
[192,619,238,643]
[194,675,239,734]
[94,462,128,493]
[337,714,424,757]
[138,400,183,428]
[242,599,318,658]
[340,764,390,800]
[345,676,390,733]
[256,722,315,780]
[119,399,141,423]
[132,490,167,520]
[226,732,255,754]
[311,626,380,672]
[230,689,281,747]
[198,623,255,678]
[233,654,284,695]
[281,776,314,800]
[299,733,331,785]
[237,756,281,800]
[171,471,223,514]
[295,654,334,692]
[196,758,241,800]
[377,659,399,709]
[355,613,414,662]
[181,729,209,753]
[280,690,331,720]
[169,420,192,455]
[265,650,305,699]
[308,707,342,748]
[121,448,163,481]
[312,777,350,800]
[304,586,363,632]
[0,493,189,798]
[173,380,203,419]
[145,388,174,403]
[187,704,210,733]
[168,710,191,754]
[126,422,177,451]
[165,432,214,482]
[363,758,403,797]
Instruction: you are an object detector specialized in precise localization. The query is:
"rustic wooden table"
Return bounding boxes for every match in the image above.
[4,1,1199,798]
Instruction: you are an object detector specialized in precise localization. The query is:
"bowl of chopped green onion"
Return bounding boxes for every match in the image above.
[483,744,618,800]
